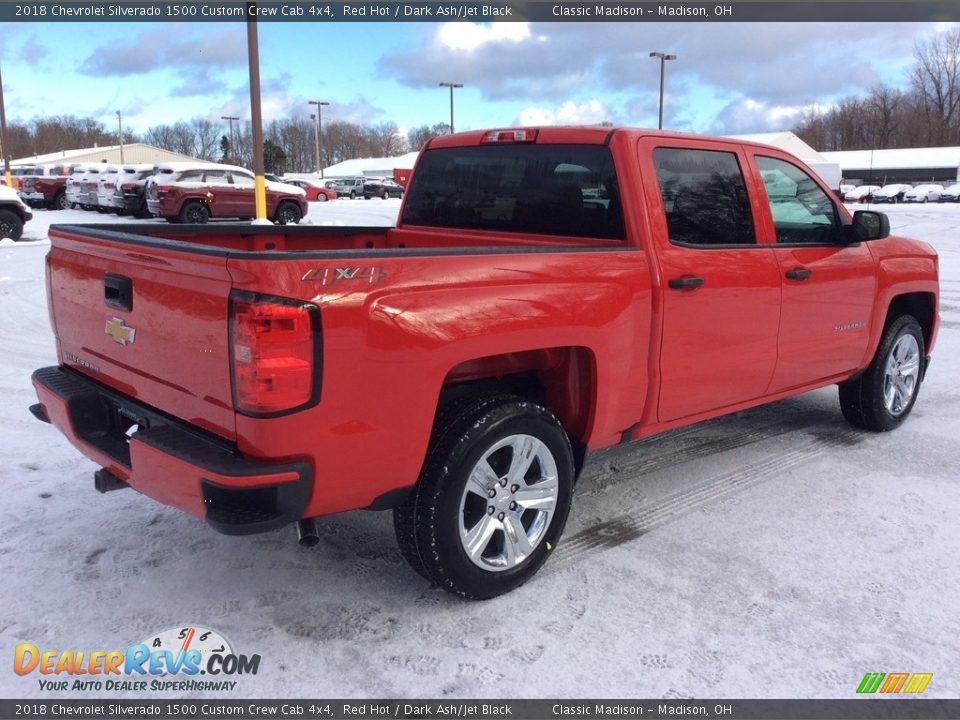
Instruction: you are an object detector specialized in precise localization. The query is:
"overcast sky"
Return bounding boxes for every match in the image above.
[0,19,955,139]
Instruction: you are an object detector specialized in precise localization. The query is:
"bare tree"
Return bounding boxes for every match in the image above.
[910,27,960,145]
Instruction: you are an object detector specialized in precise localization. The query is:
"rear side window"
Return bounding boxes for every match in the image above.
[402,144,624,240]
[654,147,755,246]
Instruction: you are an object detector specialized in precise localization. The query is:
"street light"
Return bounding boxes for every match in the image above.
[439,82,463,133]
[308,100,330,177]
[116,111,124,164]
[221,115,239,162]
[649,51,677,130]
[0,64,10,187]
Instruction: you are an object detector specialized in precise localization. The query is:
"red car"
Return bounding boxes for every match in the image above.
[146,162,308,224]
[284,178,337,202]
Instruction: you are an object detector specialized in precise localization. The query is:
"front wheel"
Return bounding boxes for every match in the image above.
[839,315,925,432]
[316,193,328,202]
[394,395,574,600]
[0,209,24,241]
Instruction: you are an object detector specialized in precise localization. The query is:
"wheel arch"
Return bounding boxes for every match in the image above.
[437,346,597,475]
[886,291,936,367]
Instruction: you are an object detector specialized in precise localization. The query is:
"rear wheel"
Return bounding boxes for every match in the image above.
[0,209,24,241]
[394,395,574,600]
[53,191,68,210]
[179,201,209,224]
[839,315,925,432]
[274,202,302,225]
[316,193,328,202]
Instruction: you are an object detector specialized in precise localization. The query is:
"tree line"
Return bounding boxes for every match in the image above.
[2,114,452,174]
[793,28,960,151]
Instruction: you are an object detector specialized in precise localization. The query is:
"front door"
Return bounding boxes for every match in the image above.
[749,153,877,392]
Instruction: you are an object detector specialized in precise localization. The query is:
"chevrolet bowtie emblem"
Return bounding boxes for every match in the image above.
[105,317,136,346]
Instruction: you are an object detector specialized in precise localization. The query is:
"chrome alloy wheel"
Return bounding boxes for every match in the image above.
[883,334,921,416]
[458,434,559,572]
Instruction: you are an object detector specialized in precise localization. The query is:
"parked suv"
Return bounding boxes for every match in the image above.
[363,177,404,199]
[114,164,157,218]
[96,165,123,213]
[0,185,33,240]
[332,177,365,198]
[65,166,89,208]
[146,162,308,224]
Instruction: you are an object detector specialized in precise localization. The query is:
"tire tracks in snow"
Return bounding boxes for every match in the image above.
[553,423,863,567]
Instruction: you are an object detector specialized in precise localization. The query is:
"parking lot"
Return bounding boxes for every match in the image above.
[2,202,958,699]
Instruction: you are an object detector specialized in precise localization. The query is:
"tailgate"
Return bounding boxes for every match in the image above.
[48,227,236,440]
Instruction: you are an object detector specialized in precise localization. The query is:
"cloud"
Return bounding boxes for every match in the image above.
[436,22,534,51]
[517,99,614,126]
[710,97,824,135]
[20,35,47,64]
[80,26,247,76]
[381,21,943,114]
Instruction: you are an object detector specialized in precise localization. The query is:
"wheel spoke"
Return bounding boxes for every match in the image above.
[463,515,499,562]
[514,479,558,511]
[502,515,535,566]
[899,356,920,377]
[506,436,541,485]
[466,459,500,498]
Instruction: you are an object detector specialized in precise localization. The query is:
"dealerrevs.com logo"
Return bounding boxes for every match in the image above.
[14,626,260,692]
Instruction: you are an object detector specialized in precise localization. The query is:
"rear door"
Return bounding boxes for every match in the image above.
[749,152,877,392]
[640,138,781,423]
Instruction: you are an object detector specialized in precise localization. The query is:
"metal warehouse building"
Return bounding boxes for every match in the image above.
[12,143,200,169]
[821,147,960,185]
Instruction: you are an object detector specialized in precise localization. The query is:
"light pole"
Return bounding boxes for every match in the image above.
[649,52,676,130]
[116,111,124,164]
[221,115,239,162]
[308,100,329,177]
[439,82,463,133]
[0,64,11,187]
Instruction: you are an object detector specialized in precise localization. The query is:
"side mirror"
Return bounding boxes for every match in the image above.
[845,210,890,243]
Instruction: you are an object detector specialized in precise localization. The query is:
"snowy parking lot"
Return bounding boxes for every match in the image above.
[2,200,958,700]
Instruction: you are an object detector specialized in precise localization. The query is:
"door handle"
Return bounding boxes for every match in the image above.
[668,276,705,290]
[104,273,133,312]
[785,268,813,281]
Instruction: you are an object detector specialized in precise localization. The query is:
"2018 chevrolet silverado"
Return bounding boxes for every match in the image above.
[30,127,940,599]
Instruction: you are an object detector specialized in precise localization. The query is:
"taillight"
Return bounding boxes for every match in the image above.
[121,183,136,191]
[481,129,539,144]
[230,292,321,416]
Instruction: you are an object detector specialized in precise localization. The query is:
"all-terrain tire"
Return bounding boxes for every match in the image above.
[394,394,574,600]
[839,315,925,432]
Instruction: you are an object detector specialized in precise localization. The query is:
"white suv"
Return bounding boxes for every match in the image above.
[95,165,122,212]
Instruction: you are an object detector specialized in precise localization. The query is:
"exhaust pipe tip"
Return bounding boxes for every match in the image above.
[297,518,320,547]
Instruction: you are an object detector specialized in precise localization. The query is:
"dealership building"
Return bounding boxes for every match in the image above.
[821,147,960,185]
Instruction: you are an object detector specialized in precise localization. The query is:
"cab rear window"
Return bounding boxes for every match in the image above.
[401,144,625,240]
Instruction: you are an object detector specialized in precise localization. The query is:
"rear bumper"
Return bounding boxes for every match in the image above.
[31,366,313,536]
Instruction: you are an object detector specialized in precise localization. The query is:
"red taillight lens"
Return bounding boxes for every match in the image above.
[121,183,136,191]
[481,129,539,144]
[230,292,320,416]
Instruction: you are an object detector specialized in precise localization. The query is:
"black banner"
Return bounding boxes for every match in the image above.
[3,700,960,720]
[2,1,960,23]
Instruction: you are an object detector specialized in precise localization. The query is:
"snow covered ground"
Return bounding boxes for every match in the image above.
[2,200,959,700]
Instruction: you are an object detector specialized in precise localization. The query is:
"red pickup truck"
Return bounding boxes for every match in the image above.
[31,127,939,599]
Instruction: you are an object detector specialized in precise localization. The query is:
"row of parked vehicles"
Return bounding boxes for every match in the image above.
[16,161,405,225]
[842,182,960,204]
